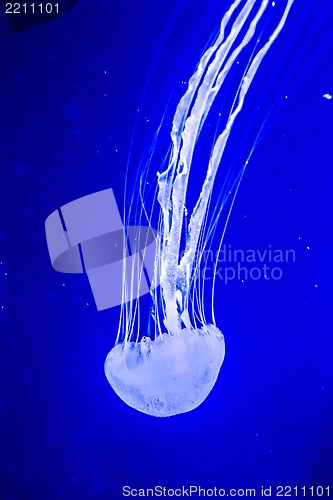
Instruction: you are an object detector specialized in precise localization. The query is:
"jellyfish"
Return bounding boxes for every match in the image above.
[105,0,294,416]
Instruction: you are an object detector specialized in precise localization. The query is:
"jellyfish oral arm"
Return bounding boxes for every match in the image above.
[157,0,295,331]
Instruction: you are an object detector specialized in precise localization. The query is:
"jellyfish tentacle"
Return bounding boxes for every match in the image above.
[159,0,282,329]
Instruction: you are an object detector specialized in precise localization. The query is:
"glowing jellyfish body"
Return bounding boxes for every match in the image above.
[105,0,294,416]
[106,325,224,417]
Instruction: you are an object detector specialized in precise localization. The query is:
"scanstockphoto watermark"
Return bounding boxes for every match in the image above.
[123,485,257,497]
[197,244,296,284]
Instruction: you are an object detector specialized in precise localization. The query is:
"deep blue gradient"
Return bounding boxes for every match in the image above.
[1,1,333,498]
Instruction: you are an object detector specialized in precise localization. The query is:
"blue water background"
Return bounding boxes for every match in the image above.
[0,0,332,498]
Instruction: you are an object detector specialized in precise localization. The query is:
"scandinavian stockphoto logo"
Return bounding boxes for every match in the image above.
[45,188,158,310]
[45,189,295,310]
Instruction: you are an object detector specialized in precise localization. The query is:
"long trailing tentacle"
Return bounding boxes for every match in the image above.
[156,0,295,333]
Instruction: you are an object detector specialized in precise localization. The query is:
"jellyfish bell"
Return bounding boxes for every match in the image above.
[105,324,224,417]
[105,0,295,416]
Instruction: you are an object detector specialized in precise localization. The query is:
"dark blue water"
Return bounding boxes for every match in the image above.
[1,1,332,498]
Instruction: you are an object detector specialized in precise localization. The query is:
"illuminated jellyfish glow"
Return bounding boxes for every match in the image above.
[105,0,294,417]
